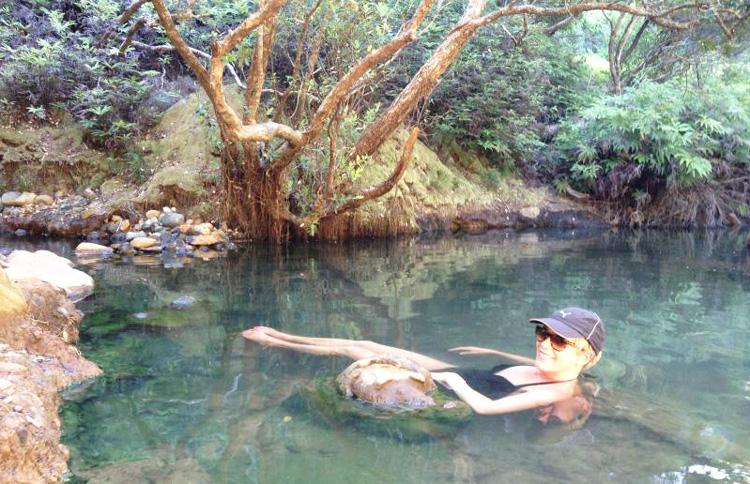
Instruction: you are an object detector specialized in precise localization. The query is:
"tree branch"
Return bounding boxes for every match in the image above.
[213,0,287,57]
[352,0,489,159]
[621,18,650,64]
[544,15,576,35]
[710,0,733,38]
[476,3,706,30]
[127,40,247,89]
[151,0,211,91]
[244,9,276,124]
[100,0,150,46]
[270,0,438,172]
[118,18,148,55]
[323,127,419,218]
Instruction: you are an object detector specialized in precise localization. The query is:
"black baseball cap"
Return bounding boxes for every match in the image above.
[529,307,605,354]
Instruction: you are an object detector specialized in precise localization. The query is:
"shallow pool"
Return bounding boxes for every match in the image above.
[4,229,749,482]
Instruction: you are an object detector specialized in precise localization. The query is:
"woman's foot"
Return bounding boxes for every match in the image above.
[242,327,279,346]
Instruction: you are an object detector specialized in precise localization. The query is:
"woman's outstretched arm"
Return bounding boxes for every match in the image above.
[448,346,535,365]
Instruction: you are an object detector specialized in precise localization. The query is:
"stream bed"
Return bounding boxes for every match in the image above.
[3,229,749,483]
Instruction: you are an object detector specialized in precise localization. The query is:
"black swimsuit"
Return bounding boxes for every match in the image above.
[450,364,553,399]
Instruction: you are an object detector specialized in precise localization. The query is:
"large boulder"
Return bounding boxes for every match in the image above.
[336,355,437,408]
[300,375,471,441]
[1,250,94,302]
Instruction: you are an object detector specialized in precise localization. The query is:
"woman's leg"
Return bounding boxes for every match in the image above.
[242,326,454,371]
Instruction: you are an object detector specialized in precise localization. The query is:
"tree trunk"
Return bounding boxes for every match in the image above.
[221,144,288,241]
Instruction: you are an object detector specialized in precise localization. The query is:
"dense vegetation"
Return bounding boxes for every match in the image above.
[1,0,748,231]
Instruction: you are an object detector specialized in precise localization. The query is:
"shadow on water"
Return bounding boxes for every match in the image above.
[3,229,750,482]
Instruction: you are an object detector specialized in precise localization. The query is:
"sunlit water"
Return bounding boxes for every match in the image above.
[2,230,749,483]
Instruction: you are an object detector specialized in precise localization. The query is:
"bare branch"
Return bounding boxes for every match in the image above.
[271,0,438,172]
[100,0,149,46]
[710,0,733,38]
[127,40,247,89]
[544,15,576,35]
[118,18,148,56]
[278,0,324,115]
[616,14,638,59]
[238,121,303,145]
[323,127,419,218]
[476,3,706,30]
[501,23,519,44]
[290,22,326,123]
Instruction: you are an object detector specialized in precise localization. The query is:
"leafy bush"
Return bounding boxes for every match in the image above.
[0,1,158,149]
[555,72,750,194]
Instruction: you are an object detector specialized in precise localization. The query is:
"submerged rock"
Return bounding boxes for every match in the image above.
[170,295,196,309]
[300,374,471,441]
[336,355,437,408]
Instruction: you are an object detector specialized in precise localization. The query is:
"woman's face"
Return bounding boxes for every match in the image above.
[534,326,591,375]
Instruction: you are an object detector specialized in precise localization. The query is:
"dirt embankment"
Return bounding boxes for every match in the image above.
[0,262,101,483]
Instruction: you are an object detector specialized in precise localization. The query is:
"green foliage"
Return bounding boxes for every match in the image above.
[424,28,596,166]
[554,70,750,195]
[0,0,159,149]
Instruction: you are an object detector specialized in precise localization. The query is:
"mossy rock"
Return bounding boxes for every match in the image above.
[295,377,472,441]
[123,303,212,329]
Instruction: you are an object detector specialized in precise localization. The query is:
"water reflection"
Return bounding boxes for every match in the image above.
[3,230,749,482]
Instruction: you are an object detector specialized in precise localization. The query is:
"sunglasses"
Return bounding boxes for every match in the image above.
[535,325,575,352]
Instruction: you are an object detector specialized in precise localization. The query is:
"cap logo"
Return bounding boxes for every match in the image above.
[558,310,571,319]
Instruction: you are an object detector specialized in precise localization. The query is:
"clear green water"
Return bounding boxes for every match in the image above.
[3,230,750,483]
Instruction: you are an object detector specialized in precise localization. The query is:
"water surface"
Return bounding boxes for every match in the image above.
[3,230,749,482]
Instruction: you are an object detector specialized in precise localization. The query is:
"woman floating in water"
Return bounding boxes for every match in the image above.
[243,307,605,418]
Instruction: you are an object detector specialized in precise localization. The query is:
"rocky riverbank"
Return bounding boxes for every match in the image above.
[1,191,237,265]
[0,251,101,483]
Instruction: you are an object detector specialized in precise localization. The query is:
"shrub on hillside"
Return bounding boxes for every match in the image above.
[551,68,750,225]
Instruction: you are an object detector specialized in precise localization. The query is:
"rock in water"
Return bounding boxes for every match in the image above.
[336,355,437,408]
[75,242,113,258]
[3,250,95,302]
[131,237,158,250]
[187,233,224,246]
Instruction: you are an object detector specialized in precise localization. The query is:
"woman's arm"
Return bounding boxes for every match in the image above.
[433,372,558,415]
[448,347,535,365]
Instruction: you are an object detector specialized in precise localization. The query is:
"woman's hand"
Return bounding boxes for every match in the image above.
[448,346,500,356]
[432,372,466,391]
